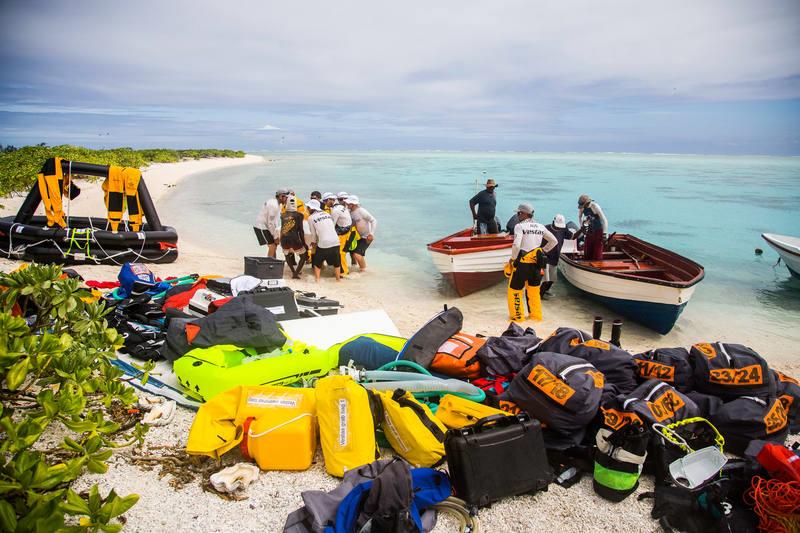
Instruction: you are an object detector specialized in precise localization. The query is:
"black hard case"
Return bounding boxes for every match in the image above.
[444,413,552,508]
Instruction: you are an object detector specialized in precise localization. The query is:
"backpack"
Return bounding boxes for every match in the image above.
[773,370,800,433]
[534,327,593,355]
[377,390,447,468]
[399,307,463,369]
[429,332,484,379]
[690,343,774,400]
[710,395,789,455]
[474,322,539,376]
[593,422,650,502]
[315,375,380,477]
[435,394,507,429]
[567,338,638,395]
[501,351,604,449]
[618,380,700,427]
[633,347,694,392]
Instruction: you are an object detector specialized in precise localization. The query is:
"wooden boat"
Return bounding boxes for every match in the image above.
[559,234,704,334]
[427,228,514,296]
[762,233,800,279]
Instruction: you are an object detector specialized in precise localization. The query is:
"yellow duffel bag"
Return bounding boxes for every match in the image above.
[378,389,447,468]
[435,394,507,429]
[315,375,379,477]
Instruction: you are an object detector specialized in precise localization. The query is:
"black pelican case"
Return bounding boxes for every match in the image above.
[444,413,552,508]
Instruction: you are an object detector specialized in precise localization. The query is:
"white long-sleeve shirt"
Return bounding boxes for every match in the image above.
[254,198,281,239]
[307,211,340,248]
[331,203,352,228]
[579,201,608,233]
[511,219,557,260]
[350,207,377,237]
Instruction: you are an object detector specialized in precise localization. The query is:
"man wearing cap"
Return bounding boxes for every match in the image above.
[541,214,572,297]
[346,195,377,272]
[321,192,336,213]
[508,203,557,321]
[469,178,499,234]
[578,194,608,261]
[331,192,354,275]
[306,199,342,281]
[254,187,289,258]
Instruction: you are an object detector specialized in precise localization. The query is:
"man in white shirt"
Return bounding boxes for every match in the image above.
[254,187,289,258]
[306,199,342,281]
[508,203,557,322]
[345,195,377,272]
[330,193,354,276]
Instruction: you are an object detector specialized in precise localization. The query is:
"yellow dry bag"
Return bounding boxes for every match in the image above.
[378,389,447,468]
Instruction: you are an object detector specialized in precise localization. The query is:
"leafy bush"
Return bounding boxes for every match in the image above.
[0,264,148,532]
[0,145,245,196]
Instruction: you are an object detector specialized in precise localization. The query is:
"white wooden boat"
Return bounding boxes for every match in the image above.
[427,228,514,296]
[559,234,704,334]
[762,233,800,279]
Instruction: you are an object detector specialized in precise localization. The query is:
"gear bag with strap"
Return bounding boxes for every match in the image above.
[377,389,447,468]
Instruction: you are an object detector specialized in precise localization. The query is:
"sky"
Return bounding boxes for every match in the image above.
[1,1,799,154]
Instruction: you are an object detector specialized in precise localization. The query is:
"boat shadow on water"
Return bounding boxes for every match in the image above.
[756,277,800,316]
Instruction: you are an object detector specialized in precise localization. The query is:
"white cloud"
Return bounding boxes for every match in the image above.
[259,124,281,130]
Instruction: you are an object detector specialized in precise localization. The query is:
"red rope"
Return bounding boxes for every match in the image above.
[745,476,800,533]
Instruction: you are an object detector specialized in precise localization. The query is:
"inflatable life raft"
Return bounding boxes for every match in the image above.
[174,333,407,402]
[0,157,178,265]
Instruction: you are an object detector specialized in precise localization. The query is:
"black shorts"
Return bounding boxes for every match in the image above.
[312,245,341,269]
[352,238,371,256]
[254,227,275,246]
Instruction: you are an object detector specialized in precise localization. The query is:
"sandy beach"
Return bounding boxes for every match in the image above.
[3,156,798,533]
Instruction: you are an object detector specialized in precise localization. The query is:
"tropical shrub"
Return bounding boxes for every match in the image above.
[0,264,147,532]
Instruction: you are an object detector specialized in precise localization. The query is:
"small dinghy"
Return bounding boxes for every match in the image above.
[762,233,800,279]
[427,228,514,296]
[559,234,704,334]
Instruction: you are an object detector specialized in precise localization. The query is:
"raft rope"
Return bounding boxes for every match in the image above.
[745,476,800,533]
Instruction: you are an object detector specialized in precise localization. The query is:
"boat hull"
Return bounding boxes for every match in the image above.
[428,228,513,296]
[558,259,697,334]
[762,233,800,279]
[441,270,507,297]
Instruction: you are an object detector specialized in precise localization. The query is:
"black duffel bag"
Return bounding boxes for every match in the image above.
[633,347,694,392]
[689,343,775,400]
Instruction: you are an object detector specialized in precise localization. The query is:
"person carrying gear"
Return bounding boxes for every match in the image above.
[280,195,307,279]
[321,192,336,213]
[578,194,608,261]
[283,189,307,219]
[541,214,572,297]
[507,203,557,322]
[469,178,499,234]
[337,191,349,206]
[254,187,289,258]
[307,199,342,282]
[346,195,377,273]
[330,194,354,276]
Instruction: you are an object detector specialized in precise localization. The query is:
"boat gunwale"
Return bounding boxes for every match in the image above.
[762,233,800,259]
[427,227,513,256]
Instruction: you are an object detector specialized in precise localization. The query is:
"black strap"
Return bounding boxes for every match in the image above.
[393,390,446,442]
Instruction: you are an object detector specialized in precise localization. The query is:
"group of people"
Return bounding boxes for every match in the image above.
[469,178,608,322]
[254,189,377,282]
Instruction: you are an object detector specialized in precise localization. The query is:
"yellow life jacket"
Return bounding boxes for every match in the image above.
[103,166,126,232]
[519,247,544,264]
[377,389,447,467]
[435,394,506,429]
[37,157,67,227]
[122,167,143,231]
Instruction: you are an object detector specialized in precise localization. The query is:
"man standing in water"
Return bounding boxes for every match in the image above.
[469,178,499,234]
[346,195,377,272]
[254,187,289,258]
[508,203,557,322]
[541,214,571,297]
[306,200,341,282]
[578,194,608,261]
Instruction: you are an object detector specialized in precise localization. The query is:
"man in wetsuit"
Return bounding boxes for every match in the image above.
[469,178,499,234]
[280,195,307,278]
[578,194,608,261]
[508,203,557,322]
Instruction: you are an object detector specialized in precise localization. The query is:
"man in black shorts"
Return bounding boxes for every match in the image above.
[254,188,289,258]
[306,199,342,281]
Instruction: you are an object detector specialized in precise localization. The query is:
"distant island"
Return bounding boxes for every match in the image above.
[0,145,245,196]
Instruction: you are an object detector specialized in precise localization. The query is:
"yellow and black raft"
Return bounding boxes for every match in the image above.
[0,157,178,265]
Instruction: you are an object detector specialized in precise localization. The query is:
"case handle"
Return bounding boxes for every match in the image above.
[474,414,512,432]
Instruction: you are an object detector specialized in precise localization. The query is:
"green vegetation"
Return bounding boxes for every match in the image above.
[0,145,245,196]
[0,264,148,532]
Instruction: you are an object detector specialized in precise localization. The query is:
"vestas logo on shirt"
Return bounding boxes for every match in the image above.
[521,228,544,236]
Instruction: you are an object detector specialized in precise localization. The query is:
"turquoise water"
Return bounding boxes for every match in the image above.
[162,151,800,336]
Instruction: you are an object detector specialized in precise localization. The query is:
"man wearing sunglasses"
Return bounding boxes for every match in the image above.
[254,187,289,258]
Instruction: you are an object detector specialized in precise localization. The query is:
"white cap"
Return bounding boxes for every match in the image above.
[322,192,335,201]
[275,187,290,196]
[345,195,360,205]
[516,203,533,215]
[307,199,321,211]
[337,191,349,198]
[553,214,566,228]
